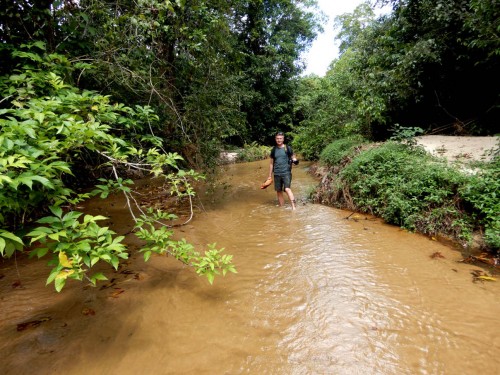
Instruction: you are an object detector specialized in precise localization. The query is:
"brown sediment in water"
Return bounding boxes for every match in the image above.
[1,159,499,375]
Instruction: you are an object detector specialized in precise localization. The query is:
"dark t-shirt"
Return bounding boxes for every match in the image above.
[272,146,291,175]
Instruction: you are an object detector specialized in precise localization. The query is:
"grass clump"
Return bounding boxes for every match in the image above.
[319,136,367,167]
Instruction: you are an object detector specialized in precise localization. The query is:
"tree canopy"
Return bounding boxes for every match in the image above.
[292,0,499,159]
[1,0,321,289]
[1,0,498,288]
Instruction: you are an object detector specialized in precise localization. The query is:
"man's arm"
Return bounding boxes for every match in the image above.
[268,158,274,179]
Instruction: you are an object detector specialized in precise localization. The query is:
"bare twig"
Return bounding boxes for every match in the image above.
[94,150,196,229]
[0,95,13,105]
[434,90,465,128]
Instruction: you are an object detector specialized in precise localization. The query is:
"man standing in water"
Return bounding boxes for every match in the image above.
[267,132,298,210]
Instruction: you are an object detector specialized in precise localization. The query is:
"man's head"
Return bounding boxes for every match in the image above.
[275,132,285,145]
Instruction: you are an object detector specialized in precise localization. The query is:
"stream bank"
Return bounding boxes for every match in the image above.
[307,136,499,271]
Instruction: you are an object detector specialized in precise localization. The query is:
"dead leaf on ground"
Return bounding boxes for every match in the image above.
[120,269,135,275]
[11,280,22,288]
[99,278,117,290]
[17,317,52,331]
[109,288,125,298]
[476,275,497,282]
[430,252,445,259]
[460,254,499,268]
[82,307,96,316]
[471,269,497,283]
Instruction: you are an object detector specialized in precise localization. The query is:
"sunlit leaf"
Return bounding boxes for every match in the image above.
[49,206,63,218]
[54,277,66,292]
[48,232,60,241]
[55,269,74,280]
[46,268,59,285]
[0,237,6,256]
[0,230,24,245]
[91,272,108,282]
[58,252,73,268]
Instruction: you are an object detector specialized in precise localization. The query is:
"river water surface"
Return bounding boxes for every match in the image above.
[1,159,499,374]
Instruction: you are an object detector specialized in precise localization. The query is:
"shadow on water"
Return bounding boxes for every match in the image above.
[1,159,500,374]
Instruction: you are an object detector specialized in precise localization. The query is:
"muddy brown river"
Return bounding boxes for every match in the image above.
[1,159,499,374]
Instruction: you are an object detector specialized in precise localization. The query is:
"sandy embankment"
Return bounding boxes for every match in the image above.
[415,135,498,162]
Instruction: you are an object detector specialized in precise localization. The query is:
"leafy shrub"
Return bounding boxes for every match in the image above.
[0,44,236,290]
[26,207,128,292]
[319,135,367,167]
[460,158,500,249]
[291,125,329,161]
[389,124,424,146]
[236,142,270,162]
[291,119,363,161]
[314,140,500,250]
[337,142,472,240]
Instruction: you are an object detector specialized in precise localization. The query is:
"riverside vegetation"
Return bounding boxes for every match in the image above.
[0,46,237,291]
[1,0,320,291]
[311,135,499,253]
[1,0,498,290]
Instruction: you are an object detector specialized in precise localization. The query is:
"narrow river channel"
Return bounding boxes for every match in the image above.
[1,159,499,374]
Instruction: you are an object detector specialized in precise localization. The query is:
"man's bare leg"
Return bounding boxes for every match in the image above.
[285,188,296,210]
[277,191,285,206]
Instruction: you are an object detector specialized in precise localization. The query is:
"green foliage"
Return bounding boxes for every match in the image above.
[235,0,322,142]
[315,138,500,250]
[0,45,158,230]
[38,0,321,167]
[27,206,128,292]
[134,209,237,284]
[292,47,381,160]
[465,0,500,55]
[0,229,24,258]
[293,0,499,149]
[0,46,236,290]
[334,1,375,55]
[319,136,367,167]
[460,158,500,248]
[236,142,271,163]
[337,142,472,241]
[91,178,134,199]
[389,124,425,146]
[1,0,322,168]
